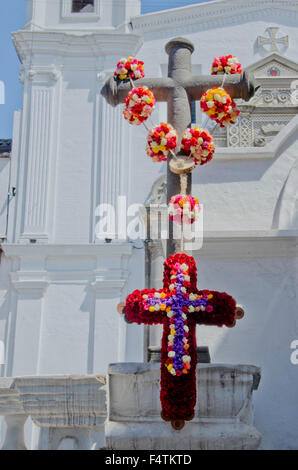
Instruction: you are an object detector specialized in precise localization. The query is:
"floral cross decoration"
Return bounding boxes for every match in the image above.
[119,253,244,430]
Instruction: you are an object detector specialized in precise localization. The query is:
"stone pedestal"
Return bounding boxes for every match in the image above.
[15,375,107,450]
[0,378,27,450]
[105,363,262,450]
[0,375,107,450]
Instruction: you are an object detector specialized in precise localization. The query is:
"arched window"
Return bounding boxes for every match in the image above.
[72,0,94,13]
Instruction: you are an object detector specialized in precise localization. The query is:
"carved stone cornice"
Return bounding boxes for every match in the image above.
[3,243,132,293]
[193,229,298,258]
[12,30,143,63]
[131,0,298,34]
[10,272,49,296]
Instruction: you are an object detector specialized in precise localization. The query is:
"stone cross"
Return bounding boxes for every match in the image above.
[118,253,244,429]
[258,27,289,53]
[101,37,256,256]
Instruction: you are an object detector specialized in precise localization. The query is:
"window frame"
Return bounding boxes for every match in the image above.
[61,0,100,20]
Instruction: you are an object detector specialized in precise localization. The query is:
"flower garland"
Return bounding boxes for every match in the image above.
[200,87,240,127]
[123,87,156,125]
[146,123,178,162]
[114,56,145,81]
[111,51,245,425]
[181,127,215,166]
[211,55,242,75]
[168,195,200,225]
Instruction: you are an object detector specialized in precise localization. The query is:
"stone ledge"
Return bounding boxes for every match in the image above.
[106,362,262,450]
[105,421,262,451]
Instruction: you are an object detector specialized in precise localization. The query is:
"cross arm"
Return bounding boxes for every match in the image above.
[185,71,257,102]
[124,289,164,325]
[194,290,239,327]
[101,76,173,107]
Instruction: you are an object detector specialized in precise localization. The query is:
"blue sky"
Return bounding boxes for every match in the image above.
[0,0,209,138]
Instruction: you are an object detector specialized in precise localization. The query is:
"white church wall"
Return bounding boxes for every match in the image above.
[54,70,97,243]
[0,255,12,379]
[192,131,298,231]
[1,243,134,377]
[1,0,298,449]
[24,0,141,32]
[127,12,298,233]
[0,158,10,238]
[192,236,298,450]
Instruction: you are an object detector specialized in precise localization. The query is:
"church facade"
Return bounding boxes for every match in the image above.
[0,0,298,449]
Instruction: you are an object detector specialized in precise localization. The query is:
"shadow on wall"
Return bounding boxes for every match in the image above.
[208,258,298,450]
[272,156,298,229]
[80,284,96,374]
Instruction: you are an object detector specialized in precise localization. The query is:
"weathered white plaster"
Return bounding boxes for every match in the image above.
[105,363,261,450]
[0,378,27,450]
[0,0,298,449]
[0,375,107,450]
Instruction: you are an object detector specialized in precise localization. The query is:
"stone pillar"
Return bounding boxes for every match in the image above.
[0,378,27,451]
[95,73,131,241]
[7,253,48,376]
[147,241,164,354]
[17,66,61,244]
[2,414,27,450]
[15,375,107,451]
[90,245,132,369]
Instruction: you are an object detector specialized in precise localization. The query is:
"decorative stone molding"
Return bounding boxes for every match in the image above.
[216,52,298,150]
[131,0,298,34]
[0,375,107,450]
[105,363,262,450]
[246,53,298,80]
[12,31,143,62]
[27,67,61,83]
[16,63,62,244]
[9,276,49,296]
[15,375,106,427]
[3,243,132,289]
[257,27,289,54]
[194,230,298,259]
[95,93,133,240]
